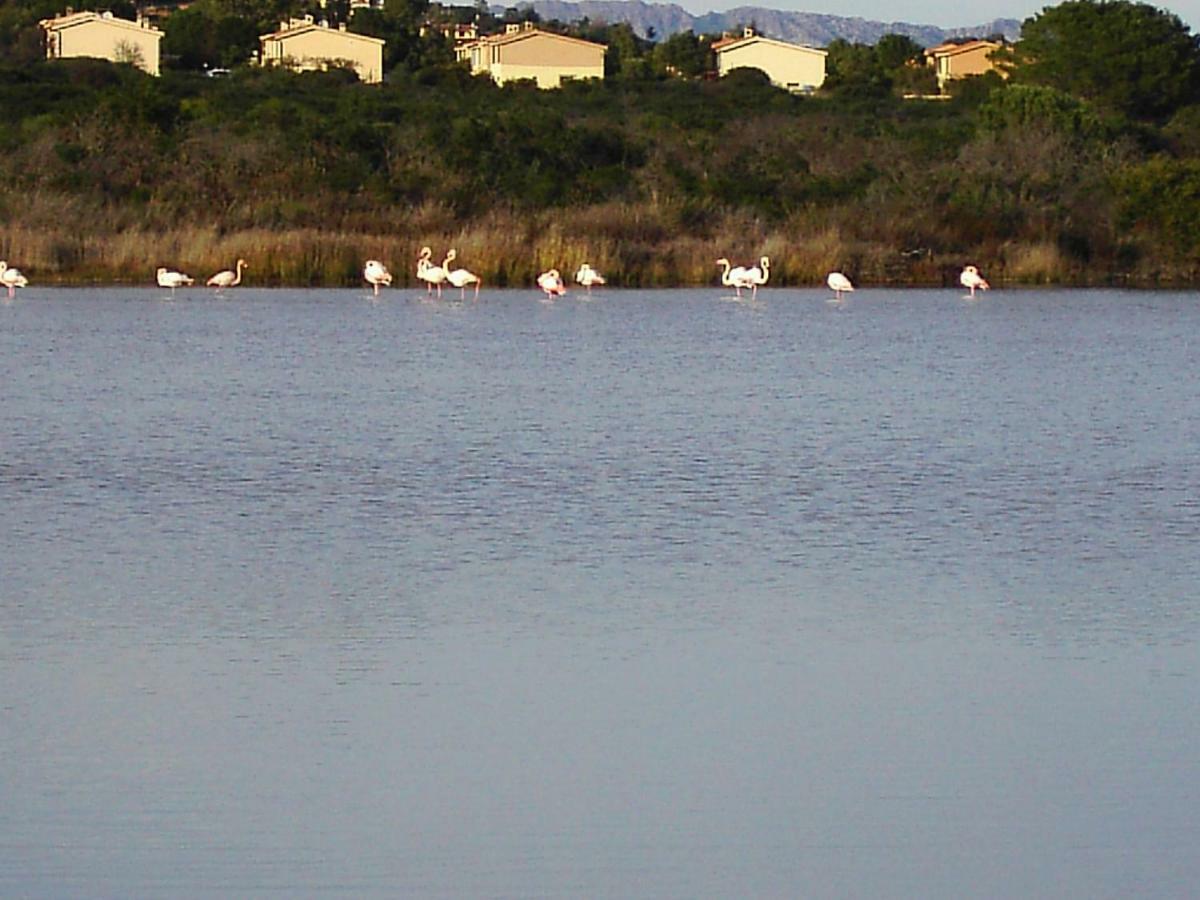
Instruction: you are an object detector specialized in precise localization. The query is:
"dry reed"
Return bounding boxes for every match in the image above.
[0,198,1165,288]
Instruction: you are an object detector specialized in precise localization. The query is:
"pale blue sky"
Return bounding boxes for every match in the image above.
[679,0,1199,30]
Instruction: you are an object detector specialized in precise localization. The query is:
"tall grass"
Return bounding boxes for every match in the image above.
[0,192,1172,288]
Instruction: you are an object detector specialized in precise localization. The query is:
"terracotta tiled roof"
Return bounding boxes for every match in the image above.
[40,11,163,36]
[260,21,385,44]
[713,34,827,57]
[925,39,1001,59]
[470,28,605,51]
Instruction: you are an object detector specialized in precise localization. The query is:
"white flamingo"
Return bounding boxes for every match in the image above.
[960,265,990,297]
[746,256,770,298]
[537,268,566,299]
[363,259,392,296]
[716,257,754,298]
[417,247,447,298]
[156,267,193,295]
[443,249,481,299]
[206,258,247,291]
[0,261,28,298]
[827,271,854,300]
[574,263,606,293]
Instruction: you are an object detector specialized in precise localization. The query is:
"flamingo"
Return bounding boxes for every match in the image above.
[442,249,481,300]
[827,271,854,300]
[363,260,392,296]
[537,268,566,299]
[574,263,606,293]
[0,261,28,298]
[206,258,247,291]
[716,257,754,298]
[156,267,193,295]
[960,265,990,297]
[746,256,770,298]
[417,246,447,297]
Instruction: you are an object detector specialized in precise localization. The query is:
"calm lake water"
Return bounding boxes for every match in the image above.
[2,286,1198,898]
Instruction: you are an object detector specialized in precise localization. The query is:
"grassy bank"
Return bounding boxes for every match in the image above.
[4,62,1200,288]
[0,214,1183,289]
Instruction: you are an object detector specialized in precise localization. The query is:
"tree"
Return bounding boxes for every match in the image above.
[602,23,650,80]
[162,6,221,70]
[651,31,710,79]
[1005,0,1200,120]
[823,39,890,98]
[351,0,450,73]
[113,39,146,71]
[875,33,923,71]
[976,83,1104,138]
[876,33,933,96]
[160,2,261,71]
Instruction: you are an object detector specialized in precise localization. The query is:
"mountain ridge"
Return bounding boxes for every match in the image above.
[514,0,1021,45]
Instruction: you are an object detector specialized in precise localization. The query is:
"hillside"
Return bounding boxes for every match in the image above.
[518,0,1022,44]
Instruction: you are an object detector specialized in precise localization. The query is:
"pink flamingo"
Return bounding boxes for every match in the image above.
[417,247,447,297]
[827,271,854,300]
[363,260,392,296]
[0,261,28,298]
[574,263,606,293]
[443,249,481,299]
[156,267,194,295]
[745,255,770,298]
[960,265,990,297]
[207,258,247,291]
[716,257,754,298]
[537,269,566,299]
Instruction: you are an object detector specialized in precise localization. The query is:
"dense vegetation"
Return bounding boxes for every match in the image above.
[3,0,1200,286]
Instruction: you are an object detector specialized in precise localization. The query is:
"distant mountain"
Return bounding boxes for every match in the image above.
[513,0,1022,46]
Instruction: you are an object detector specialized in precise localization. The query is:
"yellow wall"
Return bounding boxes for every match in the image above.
[491,62,602,89]
[45,16,162,75]
[943,45,996,79]
[931,43,1001,91]
[501,35,603,69]
[467,33,604,89]
[717,40,825,92]
[262,28,384,83]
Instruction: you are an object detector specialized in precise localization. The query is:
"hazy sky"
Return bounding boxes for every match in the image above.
[678,0,1199,30]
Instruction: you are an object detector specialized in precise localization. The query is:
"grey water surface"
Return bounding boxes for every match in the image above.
[2,286,1198,898]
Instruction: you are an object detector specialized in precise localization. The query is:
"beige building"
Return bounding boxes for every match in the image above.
[259,16,386,84]
[456,23,605,89]
[924,39,1003,92]
[713,27,826,93]
[40,11,164,76]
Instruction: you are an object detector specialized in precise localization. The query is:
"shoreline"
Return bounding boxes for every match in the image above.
[2,224,1193,291]
[10,278,1190,291]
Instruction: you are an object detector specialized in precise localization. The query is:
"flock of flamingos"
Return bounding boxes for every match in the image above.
[0,254,991,300]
